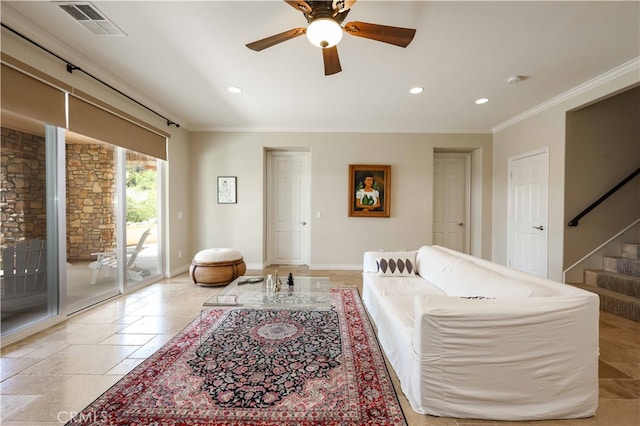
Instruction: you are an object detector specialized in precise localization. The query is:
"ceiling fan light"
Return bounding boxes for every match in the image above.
[306,18,343,48]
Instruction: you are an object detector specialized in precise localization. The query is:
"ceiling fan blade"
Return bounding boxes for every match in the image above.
[322,46,342,75]
[246,28,306,51]
[344,21,416,47]
[284,1,311,14]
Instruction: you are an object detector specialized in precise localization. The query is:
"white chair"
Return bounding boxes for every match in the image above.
[89,228,151,285]
[1,238,48,312]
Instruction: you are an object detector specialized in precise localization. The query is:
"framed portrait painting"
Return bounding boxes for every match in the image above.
[348,164,391,217]
[217,176,237,204]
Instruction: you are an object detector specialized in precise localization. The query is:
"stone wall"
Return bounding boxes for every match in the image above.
[2,128,151,261]
[1,127,47,247]
[66,143,116,261]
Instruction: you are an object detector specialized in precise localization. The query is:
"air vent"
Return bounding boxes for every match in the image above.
[59,2,126,36]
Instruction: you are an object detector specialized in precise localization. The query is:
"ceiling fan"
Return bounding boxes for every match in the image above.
[246,0,416,76]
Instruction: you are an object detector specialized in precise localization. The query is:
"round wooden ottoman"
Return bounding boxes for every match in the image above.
[189,248,247,287]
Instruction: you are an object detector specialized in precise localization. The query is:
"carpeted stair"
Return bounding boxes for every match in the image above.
[574,242,640,322]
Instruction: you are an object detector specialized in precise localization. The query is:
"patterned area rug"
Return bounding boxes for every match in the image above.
[67,288,406,425]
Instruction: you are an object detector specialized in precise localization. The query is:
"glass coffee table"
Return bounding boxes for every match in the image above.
[202,276,333,310]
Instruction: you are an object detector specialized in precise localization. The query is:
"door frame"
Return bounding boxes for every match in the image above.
[507,147,549,277]
[433,152,471,253]
[265,149,311,266]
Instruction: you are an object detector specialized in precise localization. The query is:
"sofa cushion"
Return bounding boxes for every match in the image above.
[363,272,445,297]
[434,260,553,298]
[416,245,467,283]
[376,251,417,276]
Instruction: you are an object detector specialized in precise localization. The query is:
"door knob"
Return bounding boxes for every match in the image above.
[300,221,307,226]
[457,222,464,227]
[532,225,544,231]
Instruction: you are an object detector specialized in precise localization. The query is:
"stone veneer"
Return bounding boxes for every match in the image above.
[66,143,117,261]
[1,127,118,261]
[1,127,47,247]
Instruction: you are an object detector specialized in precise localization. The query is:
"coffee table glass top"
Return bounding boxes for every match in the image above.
[203,276,333,309]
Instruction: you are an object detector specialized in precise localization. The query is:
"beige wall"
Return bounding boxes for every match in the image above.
[165,126,192,275]
[7,24,637,279]
[190,132,492,269]
[493,65,639,281]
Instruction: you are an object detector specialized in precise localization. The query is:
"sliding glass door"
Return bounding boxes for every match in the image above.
[1,125,166,339]
[124,151,161,288]
[1,124,59,336]
[65,137,120,313]
[64,140,164,312]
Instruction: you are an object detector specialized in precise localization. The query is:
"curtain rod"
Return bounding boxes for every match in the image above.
[1,22,180,128]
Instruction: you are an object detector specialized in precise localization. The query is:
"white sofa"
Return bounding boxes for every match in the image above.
[362,245,599,421]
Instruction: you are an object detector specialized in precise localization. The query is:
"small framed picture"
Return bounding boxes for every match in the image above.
[217,176,237,204]
[348,164,391,217]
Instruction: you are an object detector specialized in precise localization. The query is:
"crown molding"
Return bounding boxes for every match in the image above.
[492,57,640,133]
[191,126,492,135]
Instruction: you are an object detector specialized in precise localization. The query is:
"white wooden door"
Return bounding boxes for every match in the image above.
[433,153,469,252]
[507,149,549,277]
[267,151,310,265]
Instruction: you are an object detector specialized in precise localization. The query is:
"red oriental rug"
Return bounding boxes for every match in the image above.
[66,288,407,425]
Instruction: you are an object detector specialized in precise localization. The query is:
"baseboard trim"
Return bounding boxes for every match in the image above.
[246,262,266,270]
[310,264,362,271]
[168,264,190,278]
[243,263,362,271]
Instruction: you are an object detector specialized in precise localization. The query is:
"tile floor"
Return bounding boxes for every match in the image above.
[1,267,639,425]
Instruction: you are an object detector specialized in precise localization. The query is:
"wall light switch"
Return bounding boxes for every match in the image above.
[178,211,183,219]
[316,211,321,218]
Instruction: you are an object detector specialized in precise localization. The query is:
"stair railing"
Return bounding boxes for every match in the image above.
[568,167,640,227]
[563,218,640,283]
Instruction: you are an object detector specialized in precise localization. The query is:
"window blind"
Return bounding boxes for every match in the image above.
[68,95,167,160]
[1,63,66,128]
[2,54,169,160]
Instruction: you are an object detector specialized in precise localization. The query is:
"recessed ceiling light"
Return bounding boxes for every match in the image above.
[228,86,243,94]
[409,87,424,94]
[475,98,489,105]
